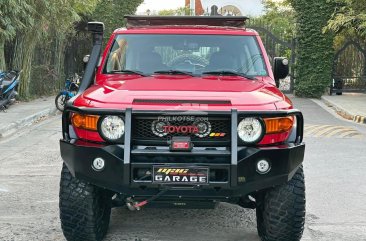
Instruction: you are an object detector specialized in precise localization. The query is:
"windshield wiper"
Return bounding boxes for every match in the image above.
[154,70,196,77]
[107,70,148,77]
[202,71,257,80]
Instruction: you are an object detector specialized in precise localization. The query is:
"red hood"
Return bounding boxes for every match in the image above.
[75,75,291,111]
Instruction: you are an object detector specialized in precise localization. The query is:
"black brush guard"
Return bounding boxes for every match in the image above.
[60,106,305,200]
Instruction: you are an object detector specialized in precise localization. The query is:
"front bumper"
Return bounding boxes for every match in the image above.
[60,108,305,200]
[61,140,304,199]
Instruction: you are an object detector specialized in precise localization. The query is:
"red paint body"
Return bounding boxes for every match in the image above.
[58,22,306,233]
[74,27,293,112]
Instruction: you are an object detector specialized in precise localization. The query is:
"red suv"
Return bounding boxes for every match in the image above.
[59,16,305,241]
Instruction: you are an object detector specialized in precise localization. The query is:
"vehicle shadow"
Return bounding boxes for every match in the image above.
[105,202,260,241]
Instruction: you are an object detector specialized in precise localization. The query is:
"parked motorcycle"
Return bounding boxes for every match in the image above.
[0,70,21,110]
[55,73,80,111]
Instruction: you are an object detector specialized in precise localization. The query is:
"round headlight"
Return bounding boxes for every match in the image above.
[237,118,264,143]
[99,116,125,141]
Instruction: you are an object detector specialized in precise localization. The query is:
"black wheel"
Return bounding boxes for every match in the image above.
[256,166,306,241]
[55,93,67,111]
[59,164,112,241]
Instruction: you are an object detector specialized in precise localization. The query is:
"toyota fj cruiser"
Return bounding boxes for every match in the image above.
[59,16,305,241]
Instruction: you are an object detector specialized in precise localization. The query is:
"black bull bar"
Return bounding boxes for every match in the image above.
[60,106,305,198]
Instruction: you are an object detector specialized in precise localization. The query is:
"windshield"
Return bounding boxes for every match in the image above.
[104,34,268,77]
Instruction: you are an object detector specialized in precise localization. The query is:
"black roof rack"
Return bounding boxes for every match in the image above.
[124,15,249,29]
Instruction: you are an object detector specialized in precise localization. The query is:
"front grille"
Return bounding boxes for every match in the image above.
[132,116,231,146]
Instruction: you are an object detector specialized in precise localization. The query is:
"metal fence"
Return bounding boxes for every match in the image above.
[331,41,366,94]
[248,20,296,93]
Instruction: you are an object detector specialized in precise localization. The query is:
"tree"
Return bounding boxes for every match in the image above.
[1,0,154,98]
[11,0,99,98]
[324,0,366,40]
[158,9,177,16]
[158,7,190,16]
[288,0,337,98]
[92,0,144,42]
[253,0,295,40]
[0,0,33,70]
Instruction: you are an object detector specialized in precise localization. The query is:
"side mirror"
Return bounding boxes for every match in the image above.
[273,57,289,88]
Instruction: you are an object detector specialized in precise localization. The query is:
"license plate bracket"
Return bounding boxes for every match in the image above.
[153,166,209,185]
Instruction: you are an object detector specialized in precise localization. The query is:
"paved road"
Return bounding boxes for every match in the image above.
[0,98,366,241]
[292,98,366,241]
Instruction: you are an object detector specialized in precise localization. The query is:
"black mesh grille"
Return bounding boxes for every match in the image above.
[132,116,231,145]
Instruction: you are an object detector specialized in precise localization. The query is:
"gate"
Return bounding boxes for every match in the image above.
[331,41,366,94]
[248,21,296,93]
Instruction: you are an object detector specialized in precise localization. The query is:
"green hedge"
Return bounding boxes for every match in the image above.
[289,0,336,98]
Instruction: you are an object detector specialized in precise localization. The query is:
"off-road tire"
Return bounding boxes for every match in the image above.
[256,166,305,241]
[59,164,112,241]
[55,93,66,112]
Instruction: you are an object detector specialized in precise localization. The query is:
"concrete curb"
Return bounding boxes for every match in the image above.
[353,115,366,124]
[0,106,58,139]
[321,96,366,124]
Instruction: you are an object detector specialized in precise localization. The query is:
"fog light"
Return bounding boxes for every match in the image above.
[92,157,105,171]
[256,160,270,174]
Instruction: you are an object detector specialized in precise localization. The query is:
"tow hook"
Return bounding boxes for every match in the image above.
[126,188,169,211]
[125,197,141,211]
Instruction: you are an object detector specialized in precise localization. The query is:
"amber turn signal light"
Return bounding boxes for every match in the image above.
[71,113,99,131]
[264,117,294,134]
